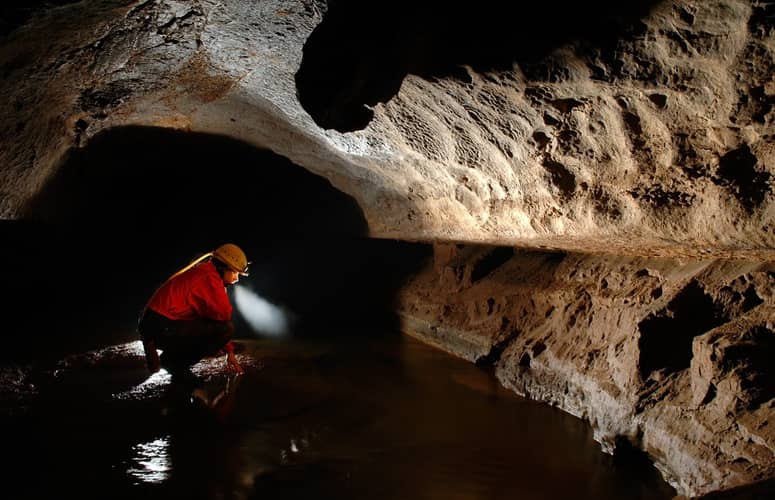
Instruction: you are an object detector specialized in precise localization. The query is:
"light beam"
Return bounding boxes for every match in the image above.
[234,285,293,337]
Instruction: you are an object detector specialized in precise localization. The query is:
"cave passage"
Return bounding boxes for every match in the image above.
[296,0,664,131]
[1,127,678,500]
[5,126,429,361]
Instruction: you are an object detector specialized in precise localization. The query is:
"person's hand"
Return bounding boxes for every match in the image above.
[226,352,244,374]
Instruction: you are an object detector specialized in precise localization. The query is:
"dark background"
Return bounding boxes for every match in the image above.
[4,127,429,362]
[2,0,666,359]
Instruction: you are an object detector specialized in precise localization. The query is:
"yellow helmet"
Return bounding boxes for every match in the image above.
[213,243,250,276]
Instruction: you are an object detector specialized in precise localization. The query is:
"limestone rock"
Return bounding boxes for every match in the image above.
[0,0,773,258]
[398,247,775,497]
[2,0,775,497]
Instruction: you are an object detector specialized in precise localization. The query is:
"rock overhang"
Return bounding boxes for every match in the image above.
[3,1,775,497]
[4,1,773,259]
[0,0,773,258]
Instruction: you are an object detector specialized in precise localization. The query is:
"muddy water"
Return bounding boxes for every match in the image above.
[2,333,675,499]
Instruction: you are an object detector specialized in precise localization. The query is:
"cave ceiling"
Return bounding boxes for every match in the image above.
[0,0,774,258]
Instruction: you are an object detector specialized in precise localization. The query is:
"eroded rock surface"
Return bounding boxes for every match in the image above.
[399,245,775,497]
[2,0,775,497]
[0,0,773,258]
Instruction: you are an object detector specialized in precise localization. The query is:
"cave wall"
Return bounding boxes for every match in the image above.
[2,0,775,497]
[398,246,775,497]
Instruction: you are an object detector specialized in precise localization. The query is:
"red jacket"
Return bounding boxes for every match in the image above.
[147,260,234,352]
[148,260,233,321]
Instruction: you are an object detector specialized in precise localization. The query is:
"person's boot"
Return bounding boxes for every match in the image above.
[142,338,161,373]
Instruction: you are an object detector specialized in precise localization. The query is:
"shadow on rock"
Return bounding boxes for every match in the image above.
[296,0,664,131]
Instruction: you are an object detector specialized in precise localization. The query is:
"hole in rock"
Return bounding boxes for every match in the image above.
[638,281,728,380]
[715,145,770,212]
[5,126,429,361]
[296,0,664,131]
[609,436,672,493]
[723,326,775,409]
[470,246,515,283]
[701,383,717,405]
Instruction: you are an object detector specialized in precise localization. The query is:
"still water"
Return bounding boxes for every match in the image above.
[3,333,675,499]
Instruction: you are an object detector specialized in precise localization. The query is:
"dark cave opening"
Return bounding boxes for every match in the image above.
[715,144,770,213]
[637,281,728,380]
[296,0,664,132]
[4,126,430,362]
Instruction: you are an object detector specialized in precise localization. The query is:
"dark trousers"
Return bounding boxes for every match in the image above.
[138,309,233,373]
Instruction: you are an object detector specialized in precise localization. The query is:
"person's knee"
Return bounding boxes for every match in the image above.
[138,310,165,342]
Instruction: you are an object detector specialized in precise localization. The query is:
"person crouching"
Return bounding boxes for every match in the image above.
[138,243,248,378]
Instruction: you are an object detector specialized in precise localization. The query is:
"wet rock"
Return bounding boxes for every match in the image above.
[398,249,775,497]
[2,0,775,496]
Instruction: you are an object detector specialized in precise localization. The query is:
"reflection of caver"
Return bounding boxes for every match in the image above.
[138,243,249,377]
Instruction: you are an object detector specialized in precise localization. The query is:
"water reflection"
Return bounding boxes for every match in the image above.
[127,437,171,484]
[229,336,675,500]
[1,334,677,500]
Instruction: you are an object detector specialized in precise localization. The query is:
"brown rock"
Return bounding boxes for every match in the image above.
[2,1,775,496]
[398,249,775,496]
